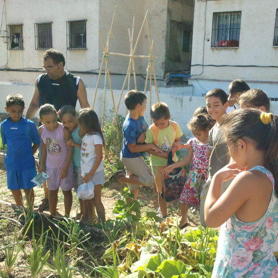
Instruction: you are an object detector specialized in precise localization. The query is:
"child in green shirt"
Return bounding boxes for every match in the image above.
[146,102,183,218]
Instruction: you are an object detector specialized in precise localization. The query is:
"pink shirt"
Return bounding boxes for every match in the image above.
[41,123,68,169]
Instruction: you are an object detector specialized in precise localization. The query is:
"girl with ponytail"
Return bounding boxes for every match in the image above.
[205,108,278,277]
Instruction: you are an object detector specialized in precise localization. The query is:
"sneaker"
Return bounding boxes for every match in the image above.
[38,198,49,212]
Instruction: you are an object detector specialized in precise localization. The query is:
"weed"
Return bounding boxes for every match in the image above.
[26,231,50,278]
[3,241,20,275]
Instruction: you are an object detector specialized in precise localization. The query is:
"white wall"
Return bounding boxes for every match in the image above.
[0,0,99,71]
[0,0,171,88]
[190,79,278,99]
[191,0,278,94]
[99,0,168,79]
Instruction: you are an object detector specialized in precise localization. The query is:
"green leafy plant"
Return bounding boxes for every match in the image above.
[3,241,20,275]
[26,232,50,278]
[113,187,141,224]
[103,114,125,178]
[50,243,75,278]
[95,265,119,278]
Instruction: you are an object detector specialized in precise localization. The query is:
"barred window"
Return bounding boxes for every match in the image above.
[211,12,241,48]
[9,24,23,50]
[273,9,278,46]
[68,20,86,49]
[35,23,52,49]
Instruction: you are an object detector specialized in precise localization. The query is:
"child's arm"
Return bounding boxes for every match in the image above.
[137,132,146,144]
[128,143,161,154]
[204,163,249,227]
[39,143,47,172]
[32,144,40,155]
[148,149,169,158]
[162,148,193,176]
[125,124,161,153]
[83,144,103,183]
[30,122,41,155]
[38,127,46,172]
[60,128,73,179]
[67,139,81,148]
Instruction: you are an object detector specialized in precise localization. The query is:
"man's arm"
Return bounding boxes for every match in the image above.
[77,79,90,108]
[26,85,40,119]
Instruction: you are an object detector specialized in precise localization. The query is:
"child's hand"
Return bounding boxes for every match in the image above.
[180,169,186,177]
[82,173,92,183]
[172,142,182,153]
[216,163,242,183]
[67,139,75,147]
[162,165,174,177]
[60,167,68,179]
[151,144,163,153]
[38,164,45,173]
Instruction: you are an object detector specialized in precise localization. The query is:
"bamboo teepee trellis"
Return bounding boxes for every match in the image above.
[92,10,160,121]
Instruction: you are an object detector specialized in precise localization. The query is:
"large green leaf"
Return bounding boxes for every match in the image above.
[156,259,191,278]
[95,266,119,278]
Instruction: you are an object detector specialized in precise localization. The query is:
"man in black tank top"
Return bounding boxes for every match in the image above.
[26,49,89,118]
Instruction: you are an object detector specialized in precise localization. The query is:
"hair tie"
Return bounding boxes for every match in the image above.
[260,112,273,125]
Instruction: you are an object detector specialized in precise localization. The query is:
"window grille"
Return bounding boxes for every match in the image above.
[9,24,23,50]
[211,12,241,47]
[35,23,52,49]
[68,20,86,49]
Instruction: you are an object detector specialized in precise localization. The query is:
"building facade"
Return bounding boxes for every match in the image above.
[190,0,278,97]
[0,0,194,89]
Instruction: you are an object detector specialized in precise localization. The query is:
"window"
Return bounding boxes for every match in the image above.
[273,9,278,46]
[68,20,86,49]
[182,30,192,52]
[35,23,52,49]
[9,24,23,50]
[211,12,241,47]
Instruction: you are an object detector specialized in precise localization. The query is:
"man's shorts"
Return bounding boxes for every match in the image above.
[7,167,37,190]
[121,156,154,190]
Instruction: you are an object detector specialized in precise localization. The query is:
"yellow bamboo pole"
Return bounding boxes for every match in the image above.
[93,9,115,109]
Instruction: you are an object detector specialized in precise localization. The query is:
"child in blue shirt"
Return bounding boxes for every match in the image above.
[1,94,40,208]
[119,90,161,199]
